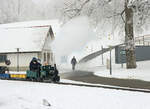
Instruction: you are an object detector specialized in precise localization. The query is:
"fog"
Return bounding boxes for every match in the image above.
[52,16,96,65]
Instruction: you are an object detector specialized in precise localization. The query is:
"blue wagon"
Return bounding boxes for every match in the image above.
[0,73,10,79]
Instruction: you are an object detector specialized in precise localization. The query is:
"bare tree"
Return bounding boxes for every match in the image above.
[0,0,18,23]
[0,0,60,23]
[58,0,150,69]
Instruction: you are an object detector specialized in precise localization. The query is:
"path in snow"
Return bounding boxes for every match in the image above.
[60,70,150,90]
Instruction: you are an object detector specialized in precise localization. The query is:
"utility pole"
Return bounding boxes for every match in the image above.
[109,46,112,75]
[101,46,104,65]
[16,48,20,72]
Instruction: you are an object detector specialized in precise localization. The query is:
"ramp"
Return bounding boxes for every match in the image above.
[79,43,124,63]
[79,35,150,63]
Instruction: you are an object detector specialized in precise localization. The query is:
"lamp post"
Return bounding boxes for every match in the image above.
[16,48,20,72]
[109,46,112,75]
[101,45,104,65]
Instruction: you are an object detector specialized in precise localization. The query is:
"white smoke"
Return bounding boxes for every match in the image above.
[52,16,96,66]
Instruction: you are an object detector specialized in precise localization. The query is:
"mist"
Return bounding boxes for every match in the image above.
[52,16,96,65]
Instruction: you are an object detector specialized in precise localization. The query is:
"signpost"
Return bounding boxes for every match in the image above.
[101,46,104,65]
[109,46,112,75]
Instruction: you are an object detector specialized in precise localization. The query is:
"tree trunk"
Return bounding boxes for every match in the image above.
[125,0,137,69]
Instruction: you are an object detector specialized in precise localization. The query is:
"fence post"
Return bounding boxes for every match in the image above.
[101,46,104,65]
[143,36,145,45]
[109,47,112,75]
[16,48,20,72]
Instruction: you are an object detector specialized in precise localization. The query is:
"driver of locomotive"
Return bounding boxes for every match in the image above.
[29,57,41,77]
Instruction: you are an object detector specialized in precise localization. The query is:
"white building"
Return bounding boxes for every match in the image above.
[0,20,59,71]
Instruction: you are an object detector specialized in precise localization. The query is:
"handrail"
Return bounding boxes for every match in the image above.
[79,35,150,63]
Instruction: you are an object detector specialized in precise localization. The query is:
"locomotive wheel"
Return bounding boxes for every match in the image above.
[52,76,60,83]
[56,76,60,82]
[26,77,31,81]
[37,78,43,82]
[31,78,36,82]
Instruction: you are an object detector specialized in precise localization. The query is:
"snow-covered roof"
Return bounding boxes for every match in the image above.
[0,20,59,53]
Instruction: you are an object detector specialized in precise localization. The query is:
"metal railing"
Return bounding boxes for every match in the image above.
[79,34,150,63]
[135,35,150,46]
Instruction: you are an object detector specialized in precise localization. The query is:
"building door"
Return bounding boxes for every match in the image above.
[47,53,50,64]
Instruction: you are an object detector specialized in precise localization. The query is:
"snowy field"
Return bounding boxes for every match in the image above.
[0,80,150,109]
[94,60,150,82]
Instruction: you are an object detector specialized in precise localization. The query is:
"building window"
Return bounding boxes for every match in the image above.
[44,53,46,62]
[51,53,53,62]
[47,53,50,64]
[0,55,7,63]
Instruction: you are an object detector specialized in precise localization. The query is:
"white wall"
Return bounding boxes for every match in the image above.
[7,53,38,67]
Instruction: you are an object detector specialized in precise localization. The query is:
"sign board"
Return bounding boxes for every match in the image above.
[120,50,126,55]
[61,56,68,63]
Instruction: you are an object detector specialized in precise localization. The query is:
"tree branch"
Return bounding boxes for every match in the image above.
[121,9,125,23]
[64,0,90,17]
[106,13,121,19]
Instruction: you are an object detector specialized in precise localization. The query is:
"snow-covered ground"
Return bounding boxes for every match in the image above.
[0,80,150,109]
[93,60,150,82]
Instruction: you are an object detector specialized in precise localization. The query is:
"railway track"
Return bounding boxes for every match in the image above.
[57,82,150,93]
[1,78,150,93]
